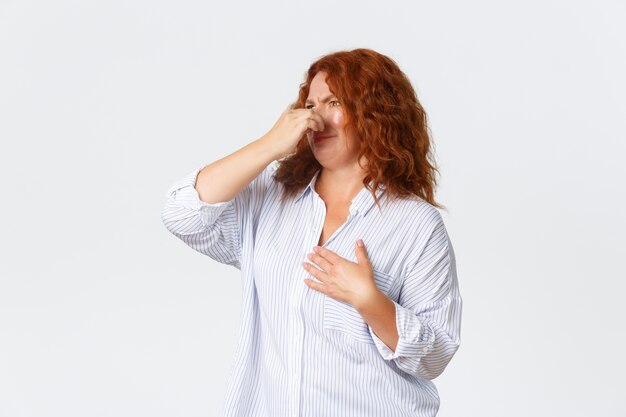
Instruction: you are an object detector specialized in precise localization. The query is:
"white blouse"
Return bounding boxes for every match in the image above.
[161,160,462,417]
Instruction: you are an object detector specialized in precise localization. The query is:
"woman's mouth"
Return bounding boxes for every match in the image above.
[314,134,334,144]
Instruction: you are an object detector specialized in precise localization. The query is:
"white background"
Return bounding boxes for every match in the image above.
[1,0,625,416]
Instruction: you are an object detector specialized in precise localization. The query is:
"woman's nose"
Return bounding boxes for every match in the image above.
[311,104,326,117]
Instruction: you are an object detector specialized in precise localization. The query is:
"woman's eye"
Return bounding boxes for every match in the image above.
[305,101,339,110]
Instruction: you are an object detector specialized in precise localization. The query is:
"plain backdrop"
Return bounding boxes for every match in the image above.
[1,0,625,416]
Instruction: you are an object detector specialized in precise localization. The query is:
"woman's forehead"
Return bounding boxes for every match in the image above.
[306,72,335,101]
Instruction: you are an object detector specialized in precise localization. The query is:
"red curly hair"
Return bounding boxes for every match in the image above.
[274,48,444,210]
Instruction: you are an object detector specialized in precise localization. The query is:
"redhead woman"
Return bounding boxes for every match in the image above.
[162,48,462,417]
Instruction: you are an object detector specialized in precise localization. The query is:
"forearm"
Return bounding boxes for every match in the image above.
[195,136,277,204]
[356,289,399,352]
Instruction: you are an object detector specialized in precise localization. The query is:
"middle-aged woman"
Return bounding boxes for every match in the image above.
[162,48,462,417]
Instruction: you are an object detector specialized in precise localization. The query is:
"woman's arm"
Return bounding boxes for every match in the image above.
[196,107,324,203]
[366,212,463,380]
[194,138,277,204]
[160,137,277,268]
[161,108,325,267]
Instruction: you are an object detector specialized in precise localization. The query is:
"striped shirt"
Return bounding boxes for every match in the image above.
[161,160,462,417]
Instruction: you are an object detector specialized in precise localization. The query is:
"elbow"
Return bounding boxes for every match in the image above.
[396,358,443,381]
[160,201,207,237]
[161,202,177,235]
[396,341,461,380]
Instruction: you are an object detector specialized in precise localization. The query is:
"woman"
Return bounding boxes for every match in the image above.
[162,48,462,417]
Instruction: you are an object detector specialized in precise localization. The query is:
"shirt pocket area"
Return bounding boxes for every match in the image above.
[323,269,395,344]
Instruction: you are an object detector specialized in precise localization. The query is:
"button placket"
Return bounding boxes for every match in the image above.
[287,262,307,417]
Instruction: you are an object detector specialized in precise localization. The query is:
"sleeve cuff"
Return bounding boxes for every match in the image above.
[165,165,235,228]
[166,166,203,197]
[368,300,435,360]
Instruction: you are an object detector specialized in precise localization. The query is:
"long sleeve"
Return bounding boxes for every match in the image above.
[160,163,275,269]
[368,212,462,380]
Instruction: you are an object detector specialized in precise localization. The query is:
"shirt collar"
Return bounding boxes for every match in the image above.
[294,169,386,217]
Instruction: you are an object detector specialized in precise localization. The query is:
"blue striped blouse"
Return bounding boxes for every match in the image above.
[161,160,462,417]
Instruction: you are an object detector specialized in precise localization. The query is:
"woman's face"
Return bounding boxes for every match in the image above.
[305,71,362,169]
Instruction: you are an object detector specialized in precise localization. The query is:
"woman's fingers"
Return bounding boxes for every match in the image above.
[262,108,328,158]
[307,251,333,273]
[313,112,325,132]
[306,118,322,132]
[305,111,325,132]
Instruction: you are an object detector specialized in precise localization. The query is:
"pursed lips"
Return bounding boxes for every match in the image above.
[313,134,334,143]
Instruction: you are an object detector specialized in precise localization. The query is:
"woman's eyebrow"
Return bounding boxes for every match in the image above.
[305,94,336,104]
